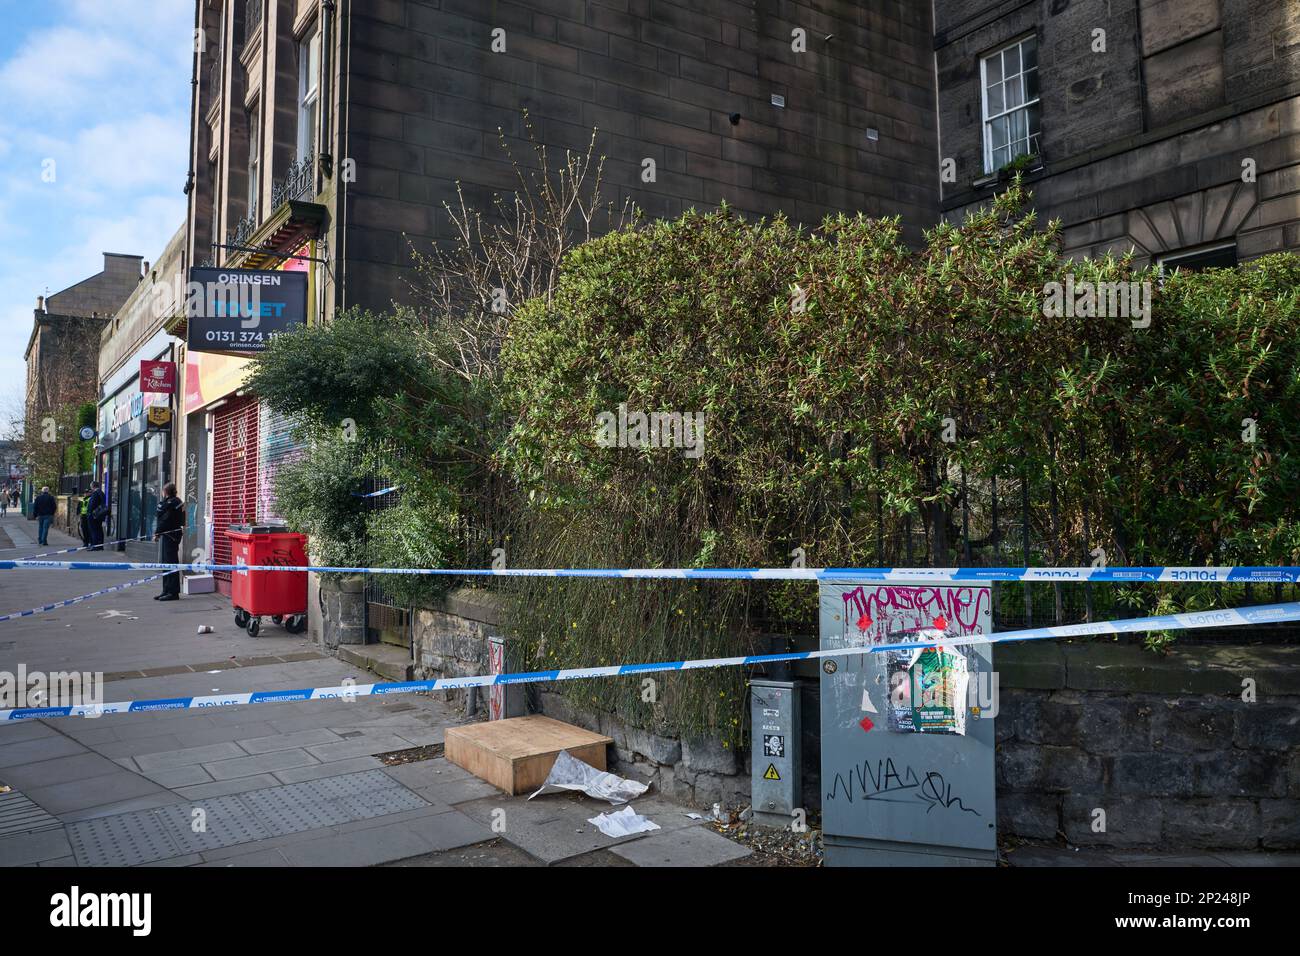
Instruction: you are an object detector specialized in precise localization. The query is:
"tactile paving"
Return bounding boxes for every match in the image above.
[66,770,428,866]
[155,796,272,854]
[67,807,185,867]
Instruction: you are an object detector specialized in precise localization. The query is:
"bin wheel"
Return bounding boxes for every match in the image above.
[246,617,260,638]
[285,614,307,634]
[271,615,283,625]
[234,609,249,629]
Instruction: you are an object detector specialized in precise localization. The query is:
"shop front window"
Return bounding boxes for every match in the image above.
[129,436,145,538]
[109,447,122,541]
[143,431,165,537]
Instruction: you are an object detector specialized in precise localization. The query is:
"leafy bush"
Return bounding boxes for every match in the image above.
[499,183,1300,734]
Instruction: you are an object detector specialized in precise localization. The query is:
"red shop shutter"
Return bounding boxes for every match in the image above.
[211,398,260,587]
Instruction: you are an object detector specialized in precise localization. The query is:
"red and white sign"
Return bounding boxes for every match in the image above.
[140,360,177,394]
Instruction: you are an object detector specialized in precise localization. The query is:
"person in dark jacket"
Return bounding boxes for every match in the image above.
[153,481,184,600]
[86,481,107,550]
[155,482,185,601]
[33,487,57,545]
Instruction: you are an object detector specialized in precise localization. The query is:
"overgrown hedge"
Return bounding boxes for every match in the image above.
[253,182,1300,745]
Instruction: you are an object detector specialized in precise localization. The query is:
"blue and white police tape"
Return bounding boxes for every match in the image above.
[12,534,153,560]
[1,560,1299,584]
[351,485,400,499]
[0,574,165,625]
[5,599,1298,721]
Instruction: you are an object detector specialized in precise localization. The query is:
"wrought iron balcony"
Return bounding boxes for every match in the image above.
[271,152,316,209]
[228,215,256,249]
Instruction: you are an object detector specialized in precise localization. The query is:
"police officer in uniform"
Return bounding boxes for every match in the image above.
[154,482,185,601]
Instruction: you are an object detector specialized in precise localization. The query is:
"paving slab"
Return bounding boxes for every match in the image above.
[0,735,87,768]
[609,824,753,867]
[0,827,72,866]
[454,792,702,865]
[199,848,290,867]
[238,728,343,754]
[272,755,382,784]
[135,741,247,772]
[202,748,320,781]
[411,776,502,806]
[26,771,169,816]
[0,720,63,743]
[58,793,185,823]
[278,809,491,866]
[141,765,215,788]
[175,773,282,801]
[379,759,473,791]
[0,751,123,790]
[94,735,186,760]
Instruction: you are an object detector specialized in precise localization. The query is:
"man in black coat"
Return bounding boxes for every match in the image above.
[32,486,57,545]
[154,481,185,601]
[86,481,107,550]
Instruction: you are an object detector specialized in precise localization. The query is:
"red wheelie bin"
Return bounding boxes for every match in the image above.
[227,524,308,637]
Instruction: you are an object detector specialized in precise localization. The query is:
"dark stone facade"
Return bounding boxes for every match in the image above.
[996,640,1300,849]
[935,0,1300,264]
[337,0,940,309]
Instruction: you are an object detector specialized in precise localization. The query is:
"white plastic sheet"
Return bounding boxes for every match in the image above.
[528,749,650,804]
[587,805,661,838]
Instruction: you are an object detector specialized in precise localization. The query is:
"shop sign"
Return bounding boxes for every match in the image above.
[185,267,308,354]
[141,360,177,394]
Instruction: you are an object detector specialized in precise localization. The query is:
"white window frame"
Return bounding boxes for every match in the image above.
[247,105,260,217]
[980,35,1041,174]
[297,28,320,164]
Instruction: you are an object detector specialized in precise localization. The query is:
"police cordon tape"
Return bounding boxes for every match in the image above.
[4,599,1298,721]
[0,574,165,625]
[7,534,154,560]
[1,561,1299,583]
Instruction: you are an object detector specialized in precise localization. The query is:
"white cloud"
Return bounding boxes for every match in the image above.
[0,1,192,408]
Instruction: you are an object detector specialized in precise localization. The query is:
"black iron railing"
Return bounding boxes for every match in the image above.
[228,214,256,249]
[271,152,315,209]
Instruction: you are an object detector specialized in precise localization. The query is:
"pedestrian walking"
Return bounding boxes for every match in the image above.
[86,481,107,551]
[154,481,185,602]
[33,486,56,546]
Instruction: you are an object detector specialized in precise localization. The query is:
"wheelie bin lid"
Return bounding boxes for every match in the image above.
[228,523,290,534]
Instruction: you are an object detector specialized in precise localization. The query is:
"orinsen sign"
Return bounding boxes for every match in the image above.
[185,267,307,354]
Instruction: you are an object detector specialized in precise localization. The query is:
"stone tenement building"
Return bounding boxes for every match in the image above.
[183,0,937,316]
[936,0,1300,265]
[25,252,144,433]
[183,0,1299,319]
[177,0,1299,623]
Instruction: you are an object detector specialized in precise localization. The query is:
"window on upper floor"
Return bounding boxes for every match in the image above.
[247,105,260,217]
[297,28,320,164]
[1158,242,1238,273]
[981,36,1040,174]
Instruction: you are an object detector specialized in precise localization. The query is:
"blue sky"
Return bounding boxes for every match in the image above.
[0,0,192,429]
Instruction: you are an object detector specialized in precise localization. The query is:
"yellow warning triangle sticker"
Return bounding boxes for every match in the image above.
[763,763,781,781]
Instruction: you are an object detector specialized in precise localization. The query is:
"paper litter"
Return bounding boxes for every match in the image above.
[528,749,650,804]
[587,805,661,838]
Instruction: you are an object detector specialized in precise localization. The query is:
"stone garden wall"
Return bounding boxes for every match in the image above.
[403,587,1300,848]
